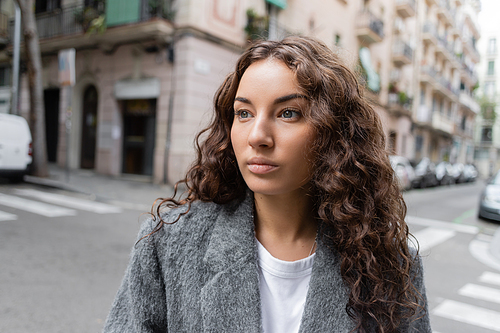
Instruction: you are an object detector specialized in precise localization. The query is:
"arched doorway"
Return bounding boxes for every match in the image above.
[80,85,98,169]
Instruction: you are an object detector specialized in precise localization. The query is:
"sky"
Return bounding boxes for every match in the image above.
[478,0,500,33]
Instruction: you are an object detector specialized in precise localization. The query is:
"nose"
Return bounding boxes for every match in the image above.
[248,115,274,148]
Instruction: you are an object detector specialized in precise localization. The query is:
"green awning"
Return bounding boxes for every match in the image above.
[266,0,287,9]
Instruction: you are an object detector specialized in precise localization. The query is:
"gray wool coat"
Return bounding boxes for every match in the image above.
[103,192,431,333]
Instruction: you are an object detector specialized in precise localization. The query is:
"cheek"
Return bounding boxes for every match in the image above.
[230,125,243,157]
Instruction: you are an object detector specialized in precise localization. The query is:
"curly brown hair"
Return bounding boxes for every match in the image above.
[152,36,425,332]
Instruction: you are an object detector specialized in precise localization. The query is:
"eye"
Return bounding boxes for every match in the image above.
[234,110,253,120]
[280,109,301,119]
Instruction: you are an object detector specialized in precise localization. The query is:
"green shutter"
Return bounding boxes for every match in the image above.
[266,0,287,9]
[106,0,141,27]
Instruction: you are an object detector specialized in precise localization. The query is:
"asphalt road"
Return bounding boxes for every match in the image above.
[404,180,500,333]
[0,180,499,332]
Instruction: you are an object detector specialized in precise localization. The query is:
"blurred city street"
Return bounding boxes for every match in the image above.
[0,167,498,332]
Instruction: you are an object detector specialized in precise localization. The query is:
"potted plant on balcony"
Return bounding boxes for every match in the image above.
[244,9,268,42]
[74,0,106,34]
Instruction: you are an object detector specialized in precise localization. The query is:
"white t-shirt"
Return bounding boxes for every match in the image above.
[256,239,315,333]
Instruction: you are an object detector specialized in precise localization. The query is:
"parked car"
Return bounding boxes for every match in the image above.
[463,164,478,182]
[478,171,500,222]
[0,114,32,182]
[450,163,466,183]
[435,161,454,186]
[410,157,438,188]
[389,155,415,191]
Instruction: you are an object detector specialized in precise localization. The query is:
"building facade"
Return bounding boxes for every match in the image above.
[0,0,482,183]
[413,0,480,165]
[474,21,500,176]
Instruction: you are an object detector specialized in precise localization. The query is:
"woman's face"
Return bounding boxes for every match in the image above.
[231,59,316,197]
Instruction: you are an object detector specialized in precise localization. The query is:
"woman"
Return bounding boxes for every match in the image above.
[103,36,431,333]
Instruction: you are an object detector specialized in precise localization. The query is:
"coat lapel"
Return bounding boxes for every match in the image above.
[200,192,262,333]
[299,237,355,332]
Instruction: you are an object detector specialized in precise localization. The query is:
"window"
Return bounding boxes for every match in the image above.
[415,135,423,153]
[481,127,493,142]
[0,67,10,86]
[335,34,341,46]
[35,0,61,14]
[488,38,497,55]
[485,81,496,97]
[488,61,495,75]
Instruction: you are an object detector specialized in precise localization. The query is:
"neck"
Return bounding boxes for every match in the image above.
[253,189,318,261]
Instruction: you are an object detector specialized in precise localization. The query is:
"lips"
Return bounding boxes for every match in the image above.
[247,157,278,174]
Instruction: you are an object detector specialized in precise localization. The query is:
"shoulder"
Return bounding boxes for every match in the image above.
[136,194,252,248]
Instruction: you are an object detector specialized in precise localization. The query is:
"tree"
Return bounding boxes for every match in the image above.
[14,0,48,177]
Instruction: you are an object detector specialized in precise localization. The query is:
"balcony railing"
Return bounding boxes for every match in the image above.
[432,112,454,135]
[388,92,413,117]
[9,1,173,41]
[356,11,384,44]
[459,92,480,113]
[392,40,413,66]
[422,23,438,45]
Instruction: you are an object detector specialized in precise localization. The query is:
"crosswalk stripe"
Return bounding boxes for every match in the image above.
[469,240,500,272]
[14,189,122,214]
[0,210,17,221]
[411,227,456,252]
[479,272,500,287]
[433,299,500,331]
[458,283,500,305]
[406,215,479,234]
[0,194,77,217]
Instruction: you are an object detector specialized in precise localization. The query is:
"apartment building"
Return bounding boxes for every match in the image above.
[0,0,481,183]
[474,25,500,176]
[413,0,480,165]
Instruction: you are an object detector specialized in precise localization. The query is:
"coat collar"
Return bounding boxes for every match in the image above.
[201,192,262,332]
[200,192,353,332]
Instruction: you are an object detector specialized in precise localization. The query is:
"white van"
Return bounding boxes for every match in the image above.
[0,113,32,182]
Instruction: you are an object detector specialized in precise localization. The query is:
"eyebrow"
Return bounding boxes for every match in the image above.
[234,94,308,105]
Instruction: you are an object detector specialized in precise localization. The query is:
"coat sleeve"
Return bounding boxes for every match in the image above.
[102,220,168,333]
[407,252,432,333]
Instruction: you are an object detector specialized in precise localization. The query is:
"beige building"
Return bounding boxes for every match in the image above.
[0,0,481,183]
[413,0,480,164]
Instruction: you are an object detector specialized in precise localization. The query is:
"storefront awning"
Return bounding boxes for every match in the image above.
[114,77,160,100]
[266,0,287,9]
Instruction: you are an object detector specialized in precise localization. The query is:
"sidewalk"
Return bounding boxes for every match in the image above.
[24,164,176,212]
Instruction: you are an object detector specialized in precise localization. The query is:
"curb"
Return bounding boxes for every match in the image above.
[23,175,90,195]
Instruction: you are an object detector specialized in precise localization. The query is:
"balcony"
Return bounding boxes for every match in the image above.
[422,23,438,46]
[460,61,478,86]
[392,40,413,66]
[388,92,413,117]
[356,11,384,44]
[432,112,454,136]
[420,65,437,85]
[416,105,433,127]
[395,0,416,18]
[436,35,459,66]
[462,39,480,63]
[434,74,459,100]
[459,92,480,114]
[437,1,454,26]
[9,1,174,54]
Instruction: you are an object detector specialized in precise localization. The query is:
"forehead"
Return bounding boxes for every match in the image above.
[235,59,303,100]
